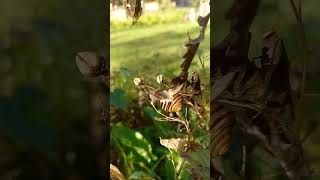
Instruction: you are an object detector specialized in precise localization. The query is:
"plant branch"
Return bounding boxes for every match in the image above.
[298,0,302,17]
[178,13,210,81]
[240,145,247,180]
[152,104,190,132]
[288,0,311,143]
[288,0,310,102]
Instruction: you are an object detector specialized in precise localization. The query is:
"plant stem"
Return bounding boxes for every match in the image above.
[298,0,302,17]
[288,0,311,139]
[241,145,247,180]
[175,158,186,180]
[288,0,310,101]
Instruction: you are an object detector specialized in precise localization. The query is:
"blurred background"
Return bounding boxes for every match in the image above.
[0,0,106,179]
[110,0,210,179]
[214,0,320,179]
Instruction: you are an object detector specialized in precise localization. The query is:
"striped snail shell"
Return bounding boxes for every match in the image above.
[159,84,185,112]
[160,94,183,113]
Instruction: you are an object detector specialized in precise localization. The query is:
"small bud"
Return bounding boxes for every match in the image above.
[134,78,144,86]
[150,100,155,106]
[156,74,164,84]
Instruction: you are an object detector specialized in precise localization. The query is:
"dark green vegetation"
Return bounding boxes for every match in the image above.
[0,0,105,179]
[214,0,320,179]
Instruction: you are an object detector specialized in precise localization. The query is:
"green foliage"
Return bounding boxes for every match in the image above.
[110,88,129,110]
[143,106,159,119]
[164,159,175,180]
[159,0,173,10]
[0,87,53,152]
[112,123,157,164]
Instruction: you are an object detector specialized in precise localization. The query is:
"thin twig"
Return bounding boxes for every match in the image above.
[152,105,190,132]
[298,0,302,17]
[288,0,311,141]
[288,0,301,22]
[168,149,177,177]
[241,145,247,180]
[288,0,310,101]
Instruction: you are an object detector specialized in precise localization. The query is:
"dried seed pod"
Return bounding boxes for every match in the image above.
[211,103,235,157]
[150,100,156,107]
[133,77,144,86]
[156,74,164,84]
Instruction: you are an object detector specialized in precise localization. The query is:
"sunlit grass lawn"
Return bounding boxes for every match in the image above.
[110,22,210,87]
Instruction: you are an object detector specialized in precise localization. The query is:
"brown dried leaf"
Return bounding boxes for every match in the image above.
[261,30,291,99]
[159,137,187,153]
[179,14,210,80]
[168,84,184,97]
[75,51,106,77]
[211,72,236,101]
[149,90,170,101]
[110,164,125,180]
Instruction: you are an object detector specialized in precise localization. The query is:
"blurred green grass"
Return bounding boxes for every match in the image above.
[110,9,190,29]
[111,21,210,92]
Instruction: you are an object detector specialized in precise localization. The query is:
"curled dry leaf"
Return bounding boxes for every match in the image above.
[160,137,201,154]
[75,51,106,77]
[160,137,187,153]
[110,164,125,180]
[149,84,184,101]
[168,84,184,97]
[211,71,236,102]
[154,73,205,115]
[148,84,185,113]
[149,90,170,101]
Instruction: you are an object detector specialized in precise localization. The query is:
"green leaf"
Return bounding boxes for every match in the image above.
[179,168,192,180]
[164,159,175,180]
[112,123,157,164]
[0,87,53,153]
[128,171,153,180]
[110,88,128,110]
[143,106,158,119]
